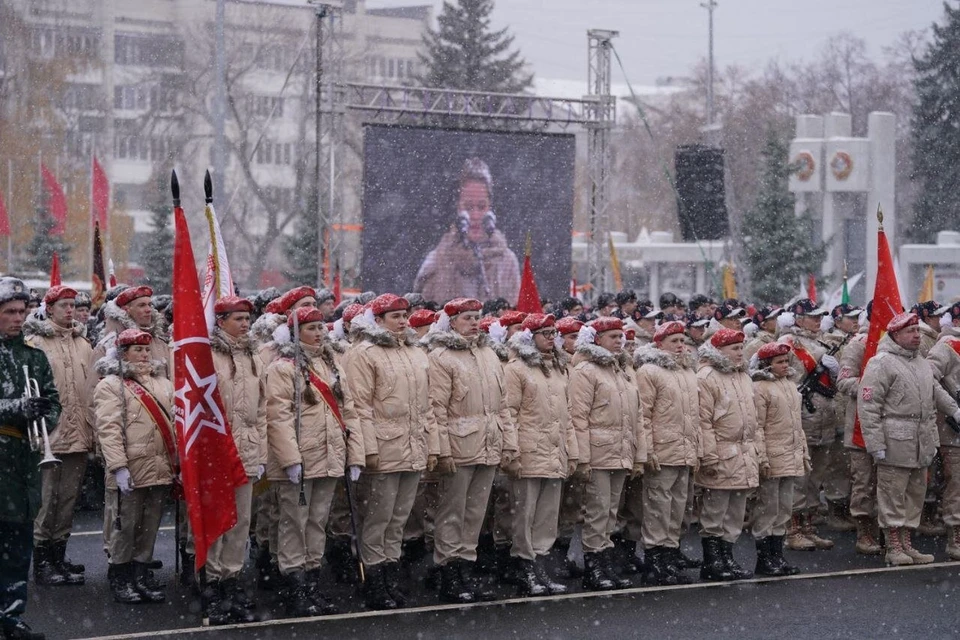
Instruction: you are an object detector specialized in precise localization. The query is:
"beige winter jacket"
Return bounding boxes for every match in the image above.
[94,359,176,490]
[413,228,521,305]
[343,324,440,474]
[265,341,364,481]
[504,334,576,479]
[751,368,808,478]
[858,334,957,469]
[89,300,172,381]
[836,327,868,448]
[782,325,838,447]
[211,328,268,476]
[25,318,95,454]
[634,345,701,468]
[568,343,646,471]
[920,322,939,358]
[695,343,760,490]
[925,325,960,449]
[426,331,518,466]
[743,331,776,364]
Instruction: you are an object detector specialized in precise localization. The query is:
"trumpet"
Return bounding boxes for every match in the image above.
[22,365,61,469]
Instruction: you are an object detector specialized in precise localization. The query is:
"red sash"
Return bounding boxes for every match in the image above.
[948,338,960,358]
[283,358,347,433]
[793,342,833,389]
[124,379,183,497]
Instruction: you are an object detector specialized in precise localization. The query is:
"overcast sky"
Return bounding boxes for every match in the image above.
[368,0,946,86]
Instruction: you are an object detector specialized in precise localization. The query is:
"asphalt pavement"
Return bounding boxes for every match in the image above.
[25,508,960,640]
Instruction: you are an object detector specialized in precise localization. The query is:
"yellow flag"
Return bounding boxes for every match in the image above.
[607,235,623,291]
[722,264,737,300]
[919,265,934,303]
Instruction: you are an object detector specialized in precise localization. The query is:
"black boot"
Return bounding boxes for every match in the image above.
[513,558,548,596]
[304,568,339,615]
[600,548,632,589]
[771,536,801,576]
[54,540,85,575]
[1,616,45,640]
[255,544,279,591]
[475,533,497,575]
[383,561,407,606]
[401,537,427,565]
[532,556,568,595]
[754,537,785,577]
[720,540,753,580]
[220,578,258,623]
[425,563,441,591]
[133,562,165,602]
[203,578,232,626]
[641,547,679,586]
[110,563,145,604]
[459,560,496,601]
[673,546,702,569]
[438,561,475,604]
[364,564,399,611]
[660,548,692,584]
[32,543,66,586]
[284,570,323,618]
[179,549,197,590]
[699,537,734,582]
[496,545,518,585]
[582,552,615,591]
[615,538,644,574]
[225,577,254,611]
[327,537,359,584]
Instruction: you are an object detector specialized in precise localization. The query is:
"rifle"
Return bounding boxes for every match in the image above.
[797,332,853,414]
[293,312,307,507]
[342,471,366,584]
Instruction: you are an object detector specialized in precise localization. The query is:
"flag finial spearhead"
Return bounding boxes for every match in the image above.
[524,230,532,257]
[204,170,213,204]
[171,170,180,207]
[877,203,884,227]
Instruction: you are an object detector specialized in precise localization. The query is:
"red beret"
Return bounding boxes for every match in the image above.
[624,328,636,341]
[274,286,316,316]
[757,341,791,360]
[409,309,438,328]
[214,295,254,315]
[711,328,745,348]
[43,286,78,305]
[556,317,584,336]
[653,320,686,343]
[288,306,326,328]
[116,285,153,308]
[443,298,482,317]
[479,316,498,333]
[589,317,623,334]
[521,313,555,333]
[342,303,365,323]
[887,311,919,334]
[264,299,282,315]
[370,293,409,316]
[499,310,527,328]
[117,328,152,347]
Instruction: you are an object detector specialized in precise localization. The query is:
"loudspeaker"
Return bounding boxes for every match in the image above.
[675,144,728,241]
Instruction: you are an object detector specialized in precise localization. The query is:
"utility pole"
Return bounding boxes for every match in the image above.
[701,0,717,127]
[314,3,326,287]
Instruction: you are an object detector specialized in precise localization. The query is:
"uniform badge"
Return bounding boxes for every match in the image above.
[838,366,851,380]
[861,387,873,401]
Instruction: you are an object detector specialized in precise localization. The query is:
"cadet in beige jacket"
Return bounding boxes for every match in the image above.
[25,286,93,587]
[94,329,174,606]
[345,294,440,611]
[927,303,960,560]
[265,306,364,618]
[634,320,701,586]
[696,328,759,582]
[750,341,809,577]
[504,314,576,597]
[204,296,266,625]
[859,312,960,566]
[426,297,518,605]
[555,317,586,548]
[568,317,645,592]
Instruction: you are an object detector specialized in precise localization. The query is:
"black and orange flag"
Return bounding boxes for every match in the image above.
[92,221,106,309]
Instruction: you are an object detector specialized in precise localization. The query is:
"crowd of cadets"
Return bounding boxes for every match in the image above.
[3,276,960,636]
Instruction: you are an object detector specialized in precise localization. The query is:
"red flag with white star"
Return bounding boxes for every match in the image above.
[171,174,247,571]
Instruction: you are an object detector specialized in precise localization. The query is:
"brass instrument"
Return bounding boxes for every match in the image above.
[22,365,61,468]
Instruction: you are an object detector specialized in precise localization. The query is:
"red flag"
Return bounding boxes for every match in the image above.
[852,225,901,448]
[172,201,247,571]
[92,156,109,230]
[40,164,67,236]
[49,252,61,287]
[807,273,817,304]
[92,222,106,308]
[516,237,542,314]
[333,262,341,305]
[0,190,9,236]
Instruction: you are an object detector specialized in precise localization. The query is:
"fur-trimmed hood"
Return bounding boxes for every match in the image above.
[750,368,777,382]
[424,330,491,352]
[633,344,696,371]
[698,341,746,373]
[275,339,339,371]
[575,342,630,369]
[508,331,566,374]
[95,354,167,379]
[250,312,286,346]
[96,299,168,352]
[23,315,86,339]
[210,327,256,357]
[353,324,418,348]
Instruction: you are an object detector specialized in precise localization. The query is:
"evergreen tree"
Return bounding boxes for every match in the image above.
[910,2,960,242]
[743,131,827,305]
[283,192,320,285]
[23,191,70,275]
[140,197,174,294]
[417,0,533,93]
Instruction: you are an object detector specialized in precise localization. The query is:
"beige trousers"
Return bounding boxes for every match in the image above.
[206,481,254,580]
[361,471,420,566]
[700,488,748,543]
[752,476,795,538]
[35,452,88,543]
[641,466,689,549]
[403,480,440,542]
[510,477,562,561]
[848,448,878,518]
[942,447,960,526]
[276,477,338,573]
[582,469,628,553]
[876,464,926,529]
[796,444,836,510]
[825,439,852,501]
[619,476,644,542]
[108,484,169,564]
[434,464,496,565]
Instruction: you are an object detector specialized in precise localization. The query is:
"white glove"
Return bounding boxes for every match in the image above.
[820,315,835,333]
[349,465,362,482]
[858,309,870,329]
[748,352,760,372]
[285,463,303,485]
[777,311,795,329]
[742,322,759,338]
[256,464,265,481]
[944,312,954,327]
[871,450,886,462]
[821,354,840,375]
[115,467,134,495]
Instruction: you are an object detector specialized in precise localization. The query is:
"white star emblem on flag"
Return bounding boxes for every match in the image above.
[175,353,227,455]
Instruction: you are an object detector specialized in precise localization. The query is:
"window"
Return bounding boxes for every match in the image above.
[115,34,183,68]
[388,58,395,78]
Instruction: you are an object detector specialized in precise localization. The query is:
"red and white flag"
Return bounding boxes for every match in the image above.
[172,200,247,571]
[92,156,109,231]
[200,200,234,333]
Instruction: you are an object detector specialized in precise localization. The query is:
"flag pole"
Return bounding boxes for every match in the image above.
[6,159,12,272]
[89,141,95,290]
